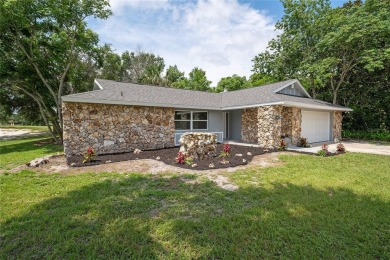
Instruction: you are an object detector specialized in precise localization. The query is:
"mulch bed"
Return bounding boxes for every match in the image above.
[67,144,277,170]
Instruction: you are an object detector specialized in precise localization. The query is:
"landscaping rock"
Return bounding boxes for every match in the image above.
[209,163,215,168]
[133,148,142,154]
[191,163,198,168]
[26,156,51,167]
[179,132,217,160]
[247,152,252,156]
[156,156,160,160]
[235,153,242,157]
[105,160,112,163]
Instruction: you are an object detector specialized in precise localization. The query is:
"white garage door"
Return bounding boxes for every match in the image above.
[301,110,330,143]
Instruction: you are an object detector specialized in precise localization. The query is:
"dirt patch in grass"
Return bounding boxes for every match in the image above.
[67,144,277,171]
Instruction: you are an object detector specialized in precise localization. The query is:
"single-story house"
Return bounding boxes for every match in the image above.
[61,79,352,155]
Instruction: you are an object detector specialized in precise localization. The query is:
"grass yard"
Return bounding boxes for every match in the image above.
[0,136,63,169]
[0,125,49,131]
[0,137,389,258]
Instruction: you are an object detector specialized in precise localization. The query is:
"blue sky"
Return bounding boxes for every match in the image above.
[88,0,349,85]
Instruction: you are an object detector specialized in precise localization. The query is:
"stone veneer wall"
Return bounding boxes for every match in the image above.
[241,108,259,143]
[333,111,343,141]
[62,102,175,156]
[281,107,302,145]
[257,105,283,148]
[242,106,302,147]
[281,107,293,137]
[290,107,302,145]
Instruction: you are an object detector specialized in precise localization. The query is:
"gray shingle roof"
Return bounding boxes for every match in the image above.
[61,79,351,111]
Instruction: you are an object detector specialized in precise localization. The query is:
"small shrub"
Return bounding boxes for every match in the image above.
[83,146,96,163]
[317,143,329,157]
[184,156,193,165]
[336,143,346,152]
[317,149,327,157]
[298,137,311,148]
[278,139,288,151]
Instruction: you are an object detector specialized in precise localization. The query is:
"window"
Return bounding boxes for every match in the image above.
[174,111,191,130]
[174,111,208,130]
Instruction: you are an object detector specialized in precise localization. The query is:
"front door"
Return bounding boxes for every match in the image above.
[223,112,229,139]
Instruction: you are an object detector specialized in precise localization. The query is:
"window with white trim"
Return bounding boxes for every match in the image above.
[174,111,208,130]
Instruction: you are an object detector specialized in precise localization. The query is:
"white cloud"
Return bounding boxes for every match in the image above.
[92,0,279,85]
[108,0,169,13]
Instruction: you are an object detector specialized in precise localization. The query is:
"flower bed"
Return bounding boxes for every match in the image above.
[67,144,276,170]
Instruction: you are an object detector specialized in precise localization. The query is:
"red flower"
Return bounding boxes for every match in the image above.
[223,144,231,154]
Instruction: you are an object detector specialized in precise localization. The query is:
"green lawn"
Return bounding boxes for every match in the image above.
[0,136,63,169]
[0,125,49,131]
[0,137,389,258]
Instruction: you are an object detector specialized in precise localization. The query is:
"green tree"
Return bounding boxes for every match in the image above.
[98,45,123,81]
[0,0,111,142]
[249,73,278,87]
[314,0,390,103]
[121,49,165,85]
[215,74,250,92]
[252,0,331,97]
[172,67,212,91]
[187,67,212,91]
[164,65,185,86]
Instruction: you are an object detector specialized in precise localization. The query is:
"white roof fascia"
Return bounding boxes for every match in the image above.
[222,101,285,110]
[94,79,104,90]
[273,80,311,98]
[61,97,221,110]
[283,101,353,112]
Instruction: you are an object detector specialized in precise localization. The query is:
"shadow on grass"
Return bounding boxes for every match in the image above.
[1,175,389,258]
[0,137,62,155]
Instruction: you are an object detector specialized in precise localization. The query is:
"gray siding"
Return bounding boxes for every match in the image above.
[174,109,224,144]
[277,82,307,97]
[228,109,242,140]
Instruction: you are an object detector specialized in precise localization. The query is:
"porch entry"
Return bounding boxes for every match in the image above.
[223,112,229,139]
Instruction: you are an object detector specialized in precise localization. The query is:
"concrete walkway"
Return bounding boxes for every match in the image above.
[288,141,390,156]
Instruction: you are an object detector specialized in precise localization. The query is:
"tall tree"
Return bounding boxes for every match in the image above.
[315,0,390,103]
[0,0,111,142]
[121,49,165,85]
[98,44,123,81]
[252,0,331,97]
[164,65,185,86]
[249,73,278,87]
[215,74,250,92]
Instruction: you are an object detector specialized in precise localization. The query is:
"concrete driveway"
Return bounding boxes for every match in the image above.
[288,140,390,156]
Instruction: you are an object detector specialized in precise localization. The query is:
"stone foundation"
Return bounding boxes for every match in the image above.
[333,111,343,141]
[62,102,175,156]
[179,132,217,159]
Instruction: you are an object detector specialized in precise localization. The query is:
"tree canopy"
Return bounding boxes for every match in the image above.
[252,0,390,131]
[0,0,112,141]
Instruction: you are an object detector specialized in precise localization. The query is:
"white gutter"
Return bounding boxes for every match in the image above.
[282,101,353,112]
[221,102,285,110]
[61,97,222,111]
